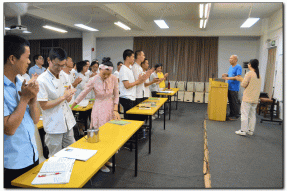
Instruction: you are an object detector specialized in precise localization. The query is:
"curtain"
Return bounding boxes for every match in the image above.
[264,47,277,98]
[58,38,82,63]
[28,38,82,68]
[28,40,41,71]
[133,37,218,82]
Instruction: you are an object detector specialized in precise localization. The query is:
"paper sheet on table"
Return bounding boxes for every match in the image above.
[158,91,174,94]
[78,99,89,107]
[109,120,131,125]
[54,147,97,161]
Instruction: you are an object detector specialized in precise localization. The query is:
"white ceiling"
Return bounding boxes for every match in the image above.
[4,2,283,38]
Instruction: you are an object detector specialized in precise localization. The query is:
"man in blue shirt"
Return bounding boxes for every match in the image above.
[222,55,242,120]
[28,54,46,77]
[4,35,41,188]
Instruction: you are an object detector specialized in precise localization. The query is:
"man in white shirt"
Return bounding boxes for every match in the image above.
[62,57,82,88]
[119,49,147,120]
[141,59,158,99]
[37,48,77,157]
[132,50,147,105]
[84,60,91,76]
[114,61,123,81]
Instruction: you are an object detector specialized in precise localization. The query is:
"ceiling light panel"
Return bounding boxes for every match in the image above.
[199,4,204,18]
[240,18,260,28]
[204,4,209,18]
[154,20,169,29]
[114,21,131,30]
[43,25,67,33]
[74,24,98,31]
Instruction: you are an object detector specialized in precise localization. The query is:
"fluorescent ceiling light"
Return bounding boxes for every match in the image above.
[74,24,98,31]
[154,20,169,29]
[23,31,31,33]
[203,19,207,28]
[114,21,131,30]
[199,4,204,18]
[5,27,10,30]
[204,4,209,18]
[200,19,204,28]
[240,18,260,28]
[43,25,67,33]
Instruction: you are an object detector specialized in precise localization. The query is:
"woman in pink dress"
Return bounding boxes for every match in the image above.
[71,57,120,172]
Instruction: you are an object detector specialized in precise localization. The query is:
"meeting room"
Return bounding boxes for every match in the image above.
[3,2,283,189]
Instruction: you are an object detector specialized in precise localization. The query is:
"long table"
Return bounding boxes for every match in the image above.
[126,97,168,154]
[157,88,179,120]
[11,120,144,188]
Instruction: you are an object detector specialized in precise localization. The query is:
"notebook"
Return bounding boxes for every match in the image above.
[148,97,160,100]
[54,147,97,162]
[32,157,75,185]
[109,120,131,125]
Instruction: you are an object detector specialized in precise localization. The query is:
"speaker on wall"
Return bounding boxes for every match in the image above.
[243,62,249,68]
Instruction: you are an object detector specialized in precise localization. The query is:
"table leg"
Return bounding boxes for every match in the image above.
[112,154,115,174]
[84,111,88,131]
[176,92,178,110]
[135,130,138,177]
[164,102,166,130]
[169,95,171,120]
[149,115,152,154]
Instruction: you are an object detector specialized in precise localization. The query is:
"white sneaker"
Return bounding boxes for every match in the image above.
[235,130,246,136]
[159,110,164,115]
[246,131,254,135]
[100,166,110,173]
[152,116,156,120]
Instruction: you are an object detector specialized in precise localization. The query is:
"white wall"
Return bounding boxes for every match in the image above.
[82,32,97,62]
[258,8,283,119]
[96,37,133,72]
[218,36,260,100]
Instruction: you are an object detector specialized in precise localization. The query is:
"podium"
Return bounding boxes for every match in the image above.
[207,78,228,121]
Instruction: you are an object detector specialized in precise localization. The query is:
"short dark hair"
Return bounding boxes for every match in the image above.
[117,61,123,66]
[134,50,142,59]
[49,48,67,61]
[84,60,90,63]
[4,34,30,65]
[123,49,134,61]
[91,61,99,67]
[141,58,148,66]
[76,61,88,73]
[102,57,113,68]
[154,63,163,70]
[33,54,41,63]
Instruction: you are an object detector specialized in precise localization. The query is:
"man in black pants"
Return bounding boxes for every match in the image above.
[119,49,147,120]
[4,35,40,187]
[222,55,242,120]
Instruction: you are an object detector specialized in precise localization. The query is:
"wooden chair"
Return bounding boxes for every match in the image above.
[259,98,282,125]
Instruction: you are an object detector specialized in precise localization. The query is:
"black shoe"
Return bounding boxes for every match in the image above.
[227,116,239,121]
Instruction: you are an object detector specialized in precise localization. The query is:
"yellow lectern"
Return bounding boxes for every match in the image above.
[207,78,228,121]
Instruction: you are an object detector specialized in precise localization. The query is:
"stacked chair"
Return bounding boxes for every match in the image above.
[169,81,177,101]
[176,81,186,102]
[184,82,195,102]
[194,82,205,103]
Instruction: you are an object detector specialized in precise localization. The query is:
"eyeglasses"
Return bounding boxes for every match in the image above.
[53,61,66,68]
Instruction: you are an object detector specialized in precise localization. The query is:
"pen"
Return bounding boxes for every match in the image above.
[38,173,61,177]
